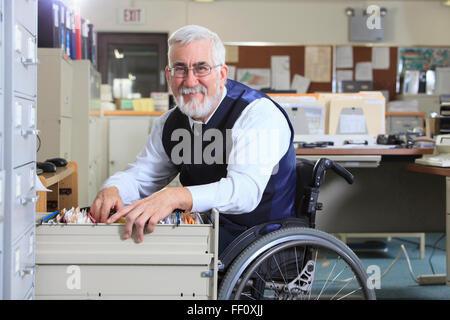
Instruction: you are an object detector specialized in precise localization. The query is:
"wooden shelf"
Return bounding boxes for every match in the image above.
[89,110,166,116]
[36,161,79,213]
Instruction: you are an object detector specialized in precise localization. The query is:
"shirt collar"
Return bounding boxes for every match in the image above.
[188,86,227,128]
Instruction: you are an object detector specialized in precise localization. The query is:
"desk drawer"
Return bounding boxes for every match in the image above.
[35,212,218,299]
[14,24,37,98]
[11,163,37,241]
[11,227,35,300]
[15,0,37,36]
[13,96,37,167]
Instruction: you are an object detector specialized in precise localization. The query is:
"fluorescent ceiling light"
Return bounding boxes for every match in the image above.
[193,0,214,3]
[443,0,450,6]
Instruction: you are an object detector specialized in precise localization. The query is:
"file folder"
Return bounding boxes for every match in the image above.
[37,0,61,48]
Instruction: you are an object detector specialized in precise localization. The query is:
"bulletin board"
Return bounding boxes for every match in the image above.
[226,45,333,93]
[335,46,398,101]
[227,44,402,100]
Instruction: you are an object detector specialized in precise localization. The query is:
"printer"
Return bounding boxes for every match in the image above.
[415,134,450,167]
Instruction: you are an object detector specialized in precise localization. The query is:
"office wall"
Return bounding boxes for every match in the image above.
[79,0,450,46]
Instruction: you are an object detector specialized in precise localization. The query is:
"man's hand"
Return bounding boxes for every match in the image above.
[106,187,193,243]
[90,186,124,223]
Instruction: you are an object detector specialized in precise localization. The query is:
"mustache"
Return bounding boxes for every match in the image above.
[179,85,207,95]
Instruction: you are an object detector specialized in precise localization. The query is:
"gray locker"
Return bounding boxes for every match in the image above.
[2,0,37,300]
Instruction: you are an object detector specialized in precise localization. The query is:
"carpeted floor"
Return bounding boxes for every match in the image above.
[349,233,450,300]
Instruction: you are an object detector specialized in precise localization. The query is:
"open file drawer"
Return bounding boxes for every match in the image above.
[34,210,219,300]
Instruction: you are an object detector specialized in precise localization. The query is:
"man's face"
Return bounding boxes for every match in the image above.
[166,39,228,121]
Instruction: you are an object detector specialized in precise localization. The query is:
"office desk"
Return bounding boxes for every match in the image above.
[295,147,434,168]
[407,163,450,285]
[294,148,435,259]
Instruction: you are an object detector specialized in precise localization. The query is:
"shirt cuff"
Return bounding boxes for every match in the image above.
[186,184,217,213]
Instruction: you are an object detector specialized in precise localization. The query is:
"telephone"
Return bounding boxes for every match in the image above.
[415,135,450,167]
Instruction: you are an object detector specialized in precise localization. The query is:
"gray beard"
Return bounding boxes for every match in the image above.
[176,83,221,120]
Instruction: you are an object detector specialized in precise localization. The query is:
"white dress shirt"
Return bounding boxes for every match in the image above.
[101,87,292,214]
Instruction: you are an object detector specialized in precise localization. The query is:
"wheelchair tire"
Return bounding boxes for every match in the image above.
[218,227,376,300]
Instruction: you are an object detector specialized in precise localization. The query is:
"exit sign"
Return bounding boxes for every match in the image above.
[118,7,146,25]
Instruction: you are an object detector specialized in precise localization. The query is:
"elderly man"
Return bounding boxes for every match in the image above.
[90,25,297,253]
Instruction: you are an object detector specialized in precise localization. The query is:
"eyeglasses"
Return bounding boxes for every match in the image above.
[168,63,222,78]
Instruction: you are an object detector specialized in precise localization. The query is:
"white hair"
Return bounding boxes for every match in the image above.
[168,25,226,66]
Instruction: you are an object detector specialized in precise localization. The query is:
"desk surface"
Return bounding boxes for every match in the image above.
[38,162,76,187]
[296,148,434,156]
[406,163,450,177]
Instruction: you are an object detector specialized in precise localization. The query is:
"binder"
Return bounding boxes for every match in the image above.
[37,0,60,48]
[81,19,89,59]
[58,1,66,53]
[75,10,82,60]
[88,23,97,67]
[65,6,72,57]
[70,10,77,59]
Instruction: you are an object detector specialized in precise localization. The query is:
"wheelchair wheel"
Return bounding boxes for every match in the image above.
[218,227,376,300]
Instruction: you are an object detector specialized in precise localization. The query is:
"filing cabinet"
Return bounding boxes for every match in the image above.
[2,0,38,299]
[13,23,38,99]
[14,0,37,37]
[37,48,73,162]
[37,48,73,118]
[9,225,35,300]
[71,60,107,206]
[12,96,37,167]
[36,115,72,162]
[35,210,219,299]
[10,163,38,242]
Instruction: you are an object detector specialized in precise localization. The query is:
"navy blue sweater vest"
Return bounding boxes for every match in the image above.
[162,80,297,228]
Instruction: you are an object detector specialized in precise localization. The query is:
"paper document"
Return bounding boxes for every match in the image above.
[336,46,353,68]
[336,70,353,82]
[304,46,332,83]
[372,47,390,70]
[291,74,311,94]
[36,174,51,192]
[339,114,367,134]
[271,56,290,90]
[355,62,373,81]
[237,68,270,90]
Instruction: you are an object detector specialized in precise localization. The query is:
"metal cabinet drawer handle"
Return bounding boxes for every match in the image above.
[19,265,36,277]
[21,128,40,136]
[20,195,39,205]
[21,57,40,66]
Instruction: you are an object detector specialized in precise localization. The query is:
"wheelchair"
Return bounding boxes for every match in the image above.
[216,158,376,300]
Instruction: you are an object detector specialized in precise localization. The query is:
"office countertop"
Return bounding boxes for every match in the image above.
[295,147,434,156]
